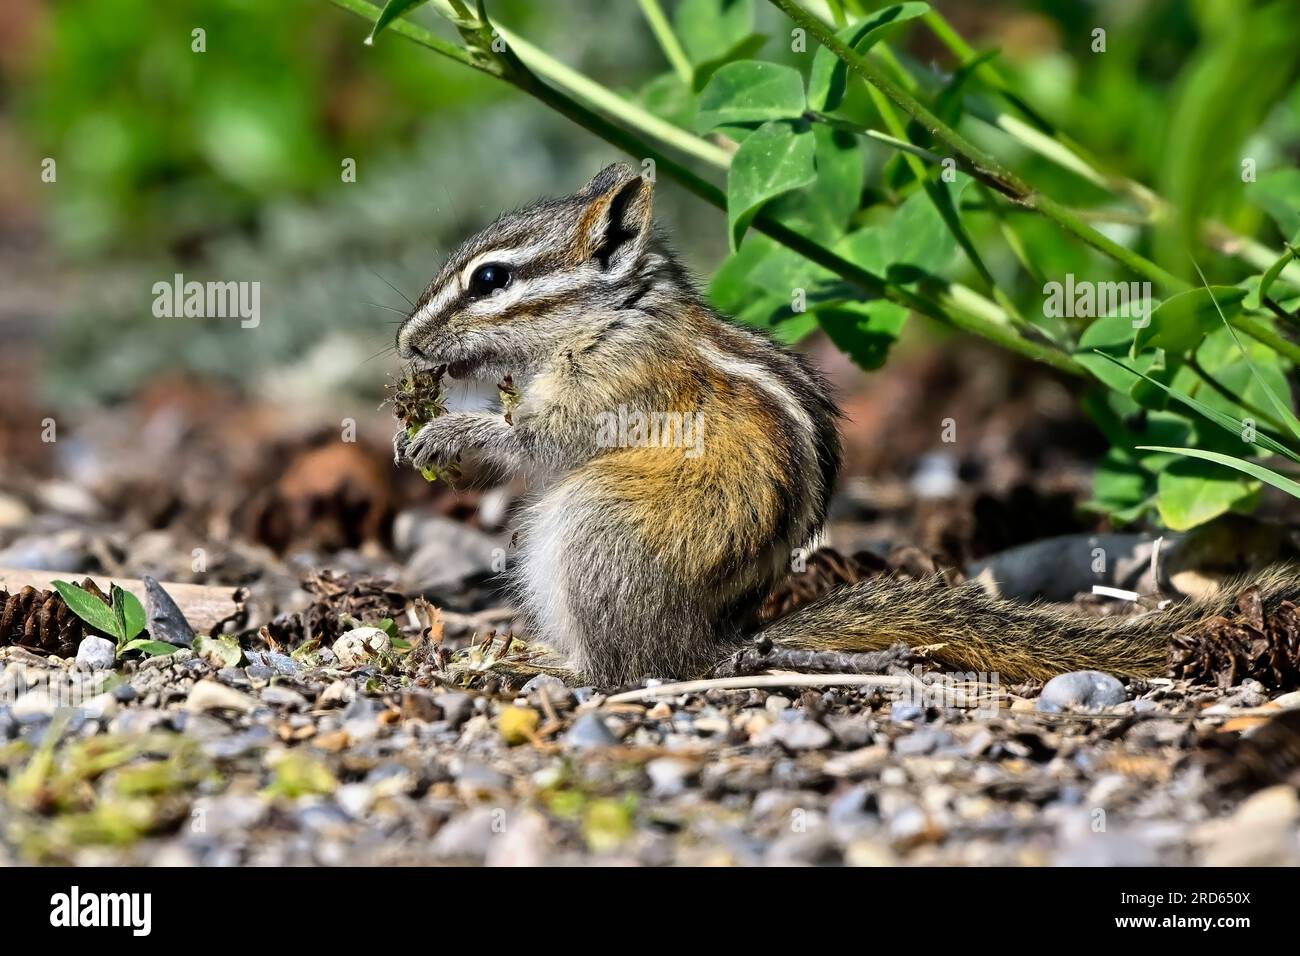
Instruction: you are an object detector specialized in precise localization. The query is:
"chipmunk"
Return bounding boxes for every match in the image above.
[393,162,1297,686]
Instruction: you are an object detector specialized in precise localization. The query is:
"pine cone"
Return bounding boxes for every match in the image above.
[261,571,406,651]
[0,577,111,658]
[1169,586,1300,690]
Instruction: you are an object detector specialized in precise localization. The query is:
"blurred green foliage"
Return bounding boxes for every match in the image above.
[18,0,535,255]
[15,0,1300,535]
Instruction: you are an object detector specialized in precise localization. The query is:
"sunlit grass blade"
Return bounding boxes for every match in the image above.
[1190,255,1300,442]
[1137,446,1300,499]
[1091,351,1300,463]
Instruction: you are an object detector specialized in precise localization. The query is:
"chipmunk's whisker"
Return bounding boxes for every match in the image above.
[359,344,398,367]
[370,270,416,310]
[362,300,410,317]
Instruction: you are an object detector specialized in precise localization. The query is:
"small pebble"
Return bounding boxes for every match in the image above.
[645,757,693,796]
[767,719,833,751]
[435,693,472,728]
[143,576,196,648]
[1037,670,1126,712]
[890,702,924,723]
[75,636,116,671]
[261,685,308,710]
[563,712,619,749]
[185,680,258,715]
[332,627,391,667]
[498,706,540,745]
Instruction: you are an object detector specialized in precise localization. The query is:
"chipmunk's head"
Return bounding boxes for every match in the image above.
[397,162,684,380]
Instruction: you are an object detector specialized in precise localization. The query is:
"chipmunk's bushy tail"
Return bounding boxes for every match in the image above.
[757,564,1300,682]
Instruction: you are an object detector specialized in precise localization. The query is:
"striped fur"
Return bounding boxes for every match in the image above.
[396,163,840,684]
[761,563,1300,683]
[395,163,1298,687]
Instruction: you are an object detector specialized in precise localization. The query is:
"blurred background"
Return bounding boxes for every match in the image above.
[0,0,1296,599]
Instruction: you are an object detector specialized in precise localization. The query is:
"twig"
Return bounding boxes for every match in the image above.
[604,673,916,703]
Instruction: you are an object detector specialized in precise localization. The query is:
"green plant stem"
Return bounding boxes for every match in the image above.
[328,0,1084,377]
[335,0,484,68]
[768,0,1187,293]
[1231,314,1300,367]
[921,7,1300,294]
[921,12,1125,197]
[518,69,1079,374]
[493,25,732,168]
[1263,297,1300,330]
[636,0,693,85]
[863,85,1024,325]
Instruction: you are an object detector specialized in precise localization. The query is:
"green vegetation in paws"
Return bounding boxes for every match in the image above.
[386,365,460,484]
[498,375,522,425]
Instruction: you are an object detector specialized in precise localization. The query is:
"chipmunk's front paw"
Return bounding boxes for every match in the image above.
[403,418,461,472]
[392,426,412,465]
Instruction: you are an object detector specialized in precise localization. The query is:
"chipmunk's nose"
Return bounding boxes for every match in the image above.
[397,338,428,362]
[395,324,426,362]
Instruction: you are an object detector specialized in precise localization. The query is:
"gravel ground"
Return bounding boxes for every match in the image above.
[1,401,1298,866]
[2,636,1298,866]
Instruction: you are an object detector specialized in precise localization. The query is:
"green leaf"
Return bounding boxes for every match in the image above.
[934,47,1001,126]
[193,634,244,668]
[834,173,971,279]
[110,584,147,642]
[766,124,865,242]
[111,585,129,644]
[52,580,121,638]
[117,638,181,658]
[1193,325,1292,414]
[695,61,806,132]
[1244,243,1297,310]
[674,0,755,66]
[818,300,909,370]
[1075,315,1160,393]
[691,34,768,92]
[1156,4,1300,268]
[639,72,696,130]
[1251,169,1300,240]
[1090,350,1300,464]
[366,0,431,46]
[1203,296,1300,443]
[1133,286,1246,355]
[1154,457,1258,531]
[807,3,930,111]
[1081,388,1193,474]
[726,120,816,249]
[1088,448,1155,523]
[710,234,836,336]
[1139,446,1298,506]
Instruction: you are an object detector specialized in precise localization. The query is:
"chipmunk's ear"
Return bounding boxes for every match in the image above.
[575,163,654,271]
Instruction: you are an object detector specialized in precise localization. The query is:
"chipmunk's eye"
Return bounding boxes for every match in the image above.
[468,263,511,298]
